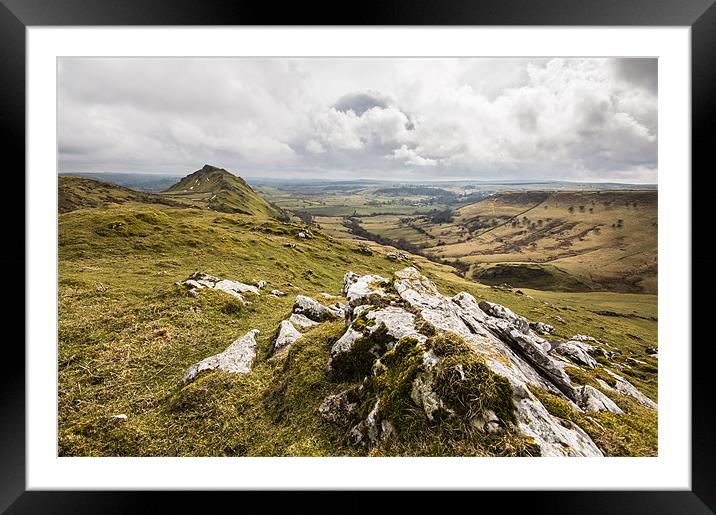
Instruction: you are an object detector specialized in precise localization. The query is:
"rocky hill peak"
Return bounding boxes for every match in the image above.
[162,165,281,218]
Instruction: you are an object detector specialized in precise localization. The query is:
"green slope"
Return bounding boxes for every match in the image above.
[57,191,657,457]
[59,176,187,213]
[162,164,283,218]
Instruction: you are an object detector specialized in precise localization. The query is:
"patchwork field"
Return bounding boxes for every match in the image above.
[258,181,657,293]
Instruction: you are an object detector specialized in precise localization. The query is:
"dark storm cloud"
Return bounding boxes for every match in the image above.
[333,91,391,116]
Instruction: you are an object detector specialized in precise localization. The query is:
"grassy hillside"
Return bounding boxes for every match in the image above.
[58,193,658,456]
[162,164,283,218]
[359,190,658,293]
[59,176,188,213]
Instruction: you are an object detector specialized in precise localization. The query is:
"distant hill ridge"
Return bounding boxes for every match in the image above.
[162,164,283,218]
[58,176,187,213]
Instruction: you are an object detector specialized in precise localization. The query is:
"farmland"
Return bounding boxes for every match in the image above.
[257,181,657,293]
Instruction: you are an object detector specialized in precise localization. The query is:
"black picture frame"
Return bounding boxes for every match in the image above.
[3,0,714,513]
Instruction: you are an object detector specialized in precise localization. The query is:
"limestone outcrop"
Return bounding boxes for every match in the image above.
[317,268,657,456]
[176,266,656,457]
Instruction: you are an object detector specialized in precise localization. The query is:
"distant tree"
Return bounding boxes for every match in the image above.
[568,206,575,214]
[427,209,454,224]
[579,205,585,212]
[294,210,315,226]
[589,207,594,213]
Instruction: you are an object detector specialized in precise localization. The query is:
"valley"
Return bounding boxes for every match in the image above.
[257,181,657,293]
[57,167,658,457]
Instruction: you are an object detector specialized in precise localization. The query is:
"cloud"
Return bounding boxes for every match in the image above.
[333,91,391,115]
[387,145,437,167]
[611,58,658,93]
[305,139,326,154]
[312,104,413,151]
[58,57,657,182]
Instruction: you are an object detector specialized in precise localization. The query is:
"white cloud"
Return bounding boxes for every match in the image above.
[58,57,657,182]
[387,145,437,167]
[305,139,326,154]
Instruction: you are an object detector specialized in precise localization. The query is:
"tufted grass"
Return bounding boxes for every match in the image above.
[58,199,657,456]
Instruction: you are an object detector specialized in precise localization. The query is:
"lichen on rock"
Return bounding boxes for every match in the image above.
[315,267,633,456]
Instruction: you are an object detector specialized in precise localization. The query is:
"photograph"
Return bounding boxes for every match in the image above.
[57,56,659,458]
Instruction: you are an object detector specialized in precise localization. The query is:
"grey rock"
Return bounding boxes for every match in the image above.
[471,409,503,433]
[386,251,409,260]
[342,272,390,307]
[486,322,577,400]
[183,330,259,384]
[512,386,603,456]
[274,320,302,351]
[330,306,426,357]
[347,399,386,446]
[530,321,554,334]
[288,313,319,329]
[603,370,658,409]
[393,267,445,310]
[553,341,598,368]
[184,279,203,289]
[181,272,259,303]
[479,300,531,334]
[330,326,365,357]
[294,295,344,321]
[255,280,268,289]
[327,268,614,456]
[214,279,260,298]
[409,350,446,421]
[593,346,616,360]
[365,307,426,343]
[188,271,220,283]
[270,289,287,297]
[575,385,623,413]
[572,334,599,343]
[319,390,359,424]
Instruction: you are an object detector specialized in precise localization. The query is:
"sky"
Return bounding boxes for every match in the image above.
[58,57,657,183]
